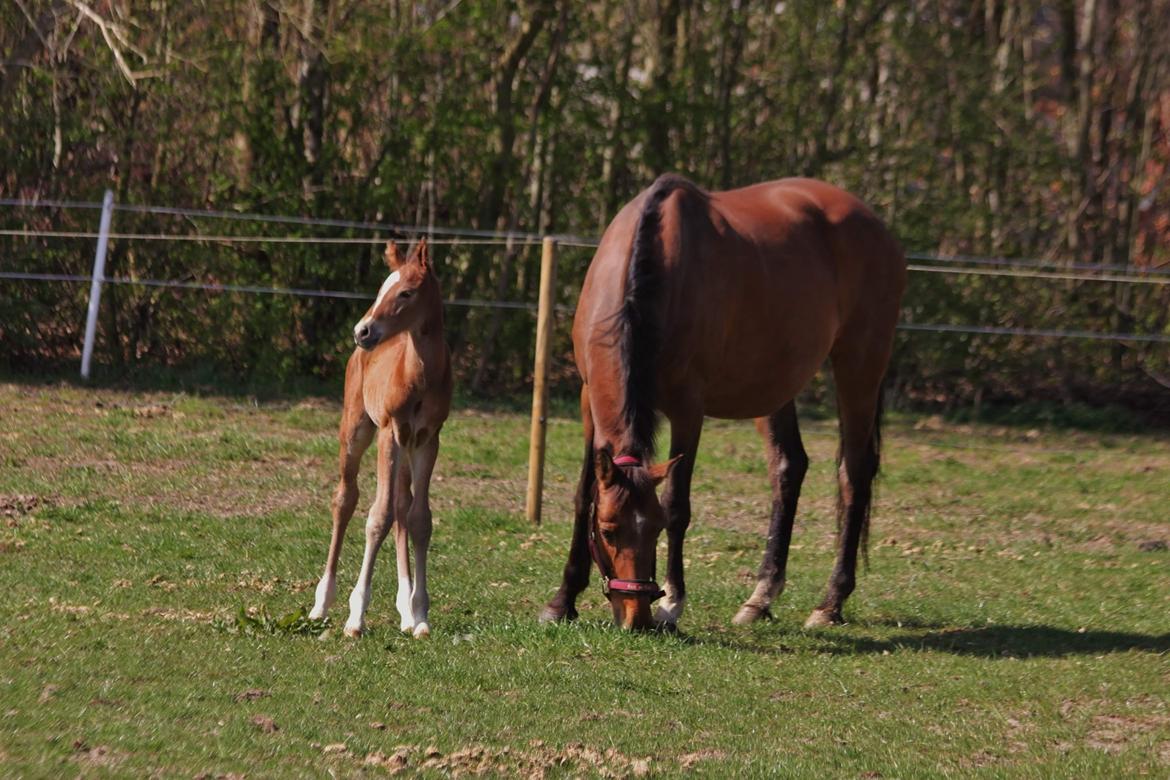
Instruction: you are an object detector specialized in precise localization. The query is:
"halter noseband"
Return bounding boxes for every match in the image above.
[587,454,666,601]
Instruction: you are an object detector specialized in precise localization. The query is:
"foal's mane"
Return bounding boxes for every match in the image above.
[617,174,706,459]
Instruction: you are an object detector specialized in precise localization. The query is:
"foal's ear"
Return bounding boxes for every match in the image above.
[411,237,431,273]
[647,454,684,487]
[595,447,617,487]
[384,241,404,271]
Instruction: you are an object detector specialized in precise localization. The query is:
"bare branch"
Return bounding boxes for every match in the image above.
[67,0,159,86]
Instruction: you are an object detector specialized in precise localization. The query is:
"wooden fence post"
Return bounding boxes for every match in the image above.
[526,237,558,525]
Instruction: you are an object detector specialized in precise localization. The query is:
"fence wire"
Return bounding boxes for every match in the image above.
[2,200,1169,342]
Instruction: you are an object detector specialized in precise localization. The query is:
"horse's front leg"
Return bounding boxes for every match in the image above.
[655,414,702,628]
[733,402,807,625]
[540,386,594,623]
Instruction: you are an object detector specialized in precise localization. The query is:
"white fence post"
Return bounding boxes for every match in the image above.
[80,189,114,380]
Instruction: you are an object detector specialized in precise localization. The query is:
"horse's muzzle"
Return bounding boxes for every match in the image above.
[353,322,380,350]
[610,591,657,630]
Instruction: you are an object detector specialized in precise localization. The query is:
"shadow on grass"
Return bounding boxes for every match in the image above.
[812,624,1170,658]
[644,621,1170,660]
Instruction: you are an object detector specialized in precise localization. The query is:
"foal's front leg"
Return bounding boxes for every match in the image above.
[655,416,702,628]
[343,427,398,637]
[309,410,375,621]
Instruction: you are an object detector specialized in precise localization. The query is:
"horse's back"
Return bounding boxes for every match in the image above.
[578,174,905,419]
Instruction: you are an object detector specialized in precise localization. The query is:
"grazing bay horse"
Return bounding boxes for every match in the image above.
[309,239,452,638]
[540,175,906,631]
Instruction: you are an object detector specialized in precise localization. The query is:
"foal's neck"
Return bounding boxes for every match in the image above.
[402,303,445,364]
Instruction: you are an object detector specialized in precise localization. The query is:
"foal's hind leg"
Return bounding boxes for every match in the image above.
[343,426,398,637]
[310,408,375,621]
[404,430,440,638]
[733,402,808,625]
[390,439,414,634]
[806,375,883,628]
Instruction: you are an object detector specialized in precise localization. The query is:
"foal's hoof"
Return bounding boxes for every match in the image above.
[731,604,773,626]
[412,622,430,639]
[803,608,844,628]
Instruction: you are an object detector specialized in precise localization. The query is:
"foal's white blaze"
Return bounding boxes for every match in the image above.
[373,270,401,309]
[354,270,401,337]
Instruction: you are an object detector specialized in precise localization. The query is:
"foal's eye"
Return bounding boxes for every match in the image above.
[399,290,415,300]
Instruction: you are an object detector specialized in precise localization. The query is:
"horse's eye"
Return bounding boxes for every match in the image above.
[599,523,618,542]
[399,290,415,300]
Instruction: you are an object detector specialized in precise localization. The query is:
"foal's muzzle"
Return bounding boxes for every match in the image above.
[353,321,379,350]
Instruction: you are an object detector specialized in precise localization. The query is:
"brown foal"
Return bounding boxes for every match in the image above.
[309,239,452,638]
[541,175,906,631]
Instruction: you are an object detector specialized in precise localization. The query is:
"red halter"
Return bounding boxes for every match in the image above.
[587,455,666,601]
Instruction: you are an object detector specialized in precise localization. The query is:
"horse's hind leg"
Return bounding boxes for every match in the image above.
[310,406,375,621]
[733,401,808,625]
[806,357,885,628]
[343,426,398,637]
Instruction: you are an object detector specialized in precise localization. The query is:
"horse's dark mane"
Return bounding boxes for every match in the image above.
[618,174,705,459]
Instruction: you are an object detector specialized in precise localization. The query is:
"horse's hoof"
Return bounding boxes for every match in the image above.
[731,604,772,626]
[538,604,577,623]
[803,609,843,628]
[343,624,364,638]
[412,622,430,639]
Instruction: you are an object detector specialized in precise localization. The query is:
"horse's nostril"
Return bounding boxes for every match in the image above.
[356,325,370,340]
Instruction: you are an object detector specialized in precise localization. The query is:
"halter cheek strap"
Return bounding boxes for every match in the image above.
[586,454,665,601]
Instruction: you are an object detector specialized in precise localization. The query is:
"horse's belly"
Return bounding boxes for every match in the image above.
[700,352,826,419]
[693,319,836,419]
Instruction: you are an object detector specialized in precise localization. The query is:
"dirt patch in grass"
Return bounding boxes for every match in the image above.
[142,606,221,623]
[1,494,43,521]
[250,714,279,733]
[72,740,129,770]
[234,688,270,703]
[1086,714,1170,754]
[679,749,728,770]
[353,742,654,778]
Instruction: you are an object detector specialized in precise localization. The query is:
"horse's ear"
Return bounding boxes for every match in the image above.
[595,446,617,487]
[648,454,684,487]
[384,241,404,271]
[412,237,431,273]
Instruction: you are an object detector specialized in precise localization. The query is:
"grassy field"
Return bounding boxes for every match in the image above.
[1,380,1168,777]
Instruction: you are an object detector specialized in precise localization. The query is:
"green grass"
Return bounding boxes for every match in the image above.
[1,382,1167,777]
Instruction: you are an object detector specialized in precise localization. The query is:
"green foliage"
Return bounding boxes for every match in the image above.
[1,1,1167,408]
[222,605,331,638]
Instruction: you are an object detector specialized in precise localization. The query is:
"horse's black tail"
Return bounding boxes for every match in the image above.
[618,175,690,459]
